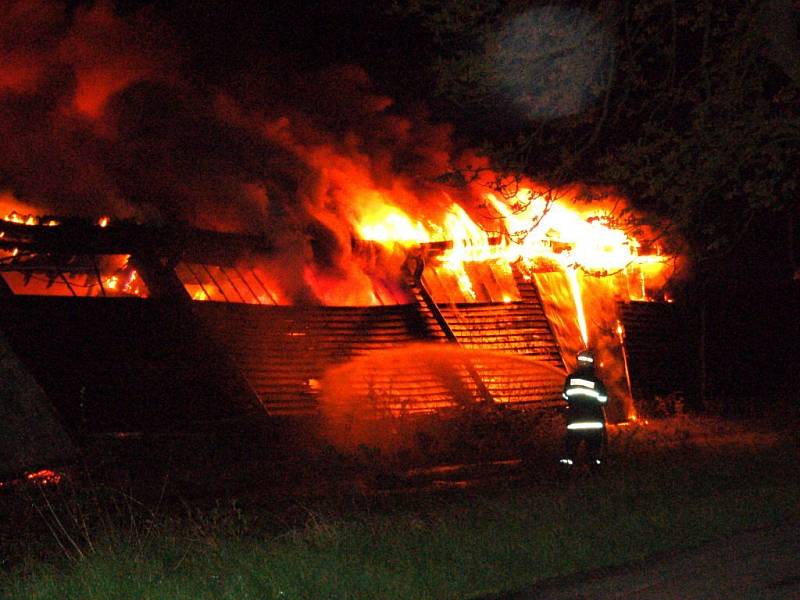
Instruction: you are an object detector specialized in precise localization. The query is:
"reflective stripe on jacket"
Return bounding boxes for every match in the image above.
[562,370,608,429]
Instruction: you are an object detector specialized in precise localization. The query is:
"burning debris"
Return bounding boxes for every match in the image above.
[0,468,63,490]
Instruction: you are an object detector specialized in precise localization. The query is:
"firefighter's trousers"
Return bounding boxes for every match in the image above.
[563,428,606,465]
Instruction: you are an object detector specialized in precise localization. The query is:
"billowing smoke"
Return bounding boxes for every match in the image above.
[0,1,495,303]
[0,4,674,368]
[0,1,176,219]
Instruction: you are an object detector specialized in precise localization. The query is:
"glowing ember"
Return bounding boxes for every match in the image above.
[0,210,149,298]
[102,257,146,296]
[25,469,62,485]
[4,211,43,226]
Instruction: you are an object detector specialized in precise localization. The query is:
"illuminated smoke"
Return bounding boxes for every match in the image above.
[0,3,496,303]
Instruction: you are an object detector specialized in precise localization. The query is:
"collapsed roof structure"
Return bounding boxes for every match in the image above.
[0,210,685,479]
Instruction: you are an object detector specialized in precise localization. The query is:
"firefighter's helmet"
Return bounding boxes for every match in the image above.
[576,350,595,369]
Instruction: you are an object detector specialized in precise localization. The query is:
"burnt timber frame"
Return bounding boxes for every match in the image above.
[0,217,270,428]
[0,216,569,424]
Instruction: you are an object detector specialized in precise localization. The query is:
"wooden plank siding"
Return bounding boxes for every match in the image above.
[0,297,261,434]
[192,303,435,416]
[618,301,688,403]
[0,269,570,429]
[194,270,566,416]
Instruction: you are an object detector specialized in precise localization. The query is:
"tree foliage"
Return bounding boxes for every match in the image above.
[392,0,800,263]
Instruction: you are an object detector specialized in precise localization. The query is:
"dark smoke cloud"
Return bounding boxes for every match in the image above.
[0,1,174,218]
[0,2,476,249]
[0,1,504,307]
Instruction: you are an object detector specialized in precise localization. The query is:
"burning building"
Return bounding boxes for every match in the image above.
[0,2,685,477]
[0,183,681,476]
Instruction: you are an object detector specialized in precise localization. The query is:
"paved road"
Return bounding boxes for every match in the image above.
[494,523,800,600]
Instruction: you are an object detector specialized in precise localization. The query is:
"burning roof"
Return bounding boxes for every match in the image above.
[0,3,676,307]
[0,201,675,424]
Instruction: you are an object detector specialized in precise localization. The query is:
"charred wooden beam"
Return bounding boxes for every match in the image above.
[403,252,495,404]
[0,219,274,266]
[0,273,12,297]
[128,252,191,300]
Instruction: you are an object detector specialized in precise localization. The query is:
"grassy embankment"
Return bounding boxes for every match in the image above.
[1,417,799,599]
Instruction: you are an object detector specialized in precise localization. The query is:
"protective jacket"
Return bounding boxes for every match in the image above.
[562,369,608,431]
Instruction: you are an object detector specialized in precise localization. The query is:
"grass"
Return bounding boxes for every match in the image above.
[1,416,799,599]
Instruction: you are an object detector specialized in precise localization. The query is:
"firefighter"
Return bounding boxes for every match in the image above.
[560,349,608,468]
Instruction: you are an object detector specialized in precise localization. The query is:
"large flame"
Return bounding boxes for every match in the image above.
[0,2,673,324]
[351,182,670,344]
[345,180,672,421]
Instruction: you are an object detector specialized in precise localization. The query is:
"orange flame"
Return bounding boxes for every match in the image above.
[0,208,148,298]
[354,184,669,347]
[25,469,62,485]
